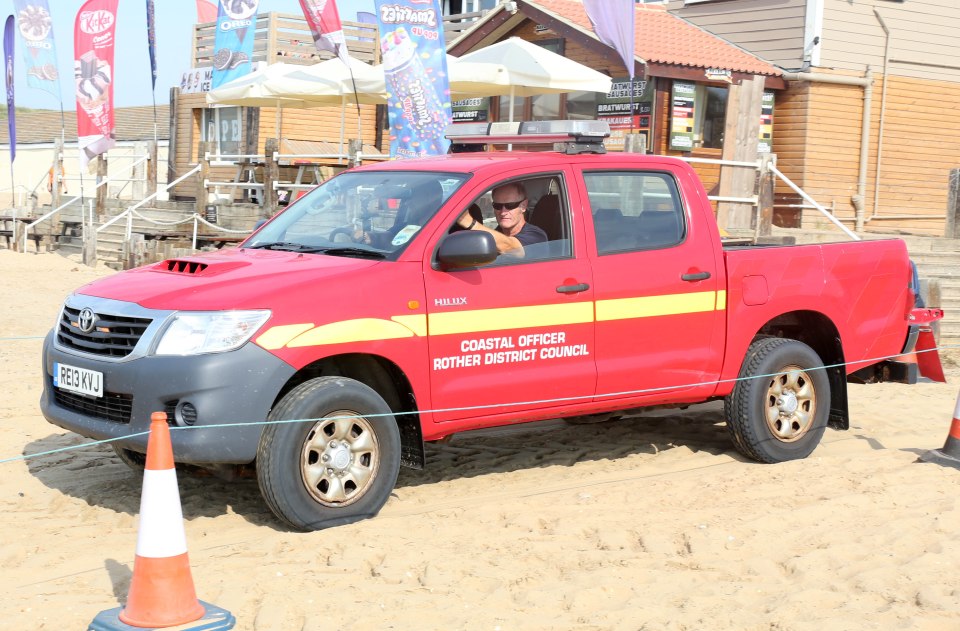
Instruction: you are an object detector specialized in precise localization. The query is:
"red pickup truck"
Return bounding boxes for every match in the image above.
[41,121,942,531]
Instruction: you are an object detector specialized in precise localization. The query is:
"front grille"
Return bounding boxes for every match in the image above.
[57,306,152,358]
[54,387,133,424]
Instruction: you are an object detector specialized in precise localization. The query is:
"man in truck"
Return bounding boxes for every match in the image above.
[455,181,547,255]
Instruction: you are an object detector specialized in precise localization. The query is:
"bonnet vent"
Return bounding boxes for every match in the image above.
[163,259,209,274]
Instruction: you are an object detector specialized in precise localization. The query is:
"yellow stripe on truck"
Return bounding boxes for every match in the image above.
[427,302,595,336]
[257,291,726,349]
[595,290,718,322]
[286,318,417,348]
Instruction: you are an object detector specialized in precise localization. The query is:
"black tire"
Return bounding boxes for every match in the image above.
[112,445,147,471]
[256,377,401,531]
[724,337,830,463]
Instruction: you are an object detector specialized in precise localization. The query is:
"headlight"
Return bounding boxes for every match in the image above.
[154,310,271,356]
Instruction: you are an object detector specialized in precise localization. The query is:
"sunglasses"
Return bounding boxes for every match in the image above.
[492,199,526,211]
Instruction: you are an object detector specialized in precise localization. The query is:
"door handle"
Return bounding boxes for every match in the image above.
[681,271,711,282]
[556,283,590,294]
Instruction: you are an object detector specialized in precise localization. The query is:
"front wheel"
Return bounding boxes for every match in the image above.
[724,337,830,463]
[256,377,401,531]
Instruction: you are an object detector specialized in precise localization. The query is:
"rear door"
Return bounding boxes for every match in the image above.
[574,161,725,405]
[423,168,597,424]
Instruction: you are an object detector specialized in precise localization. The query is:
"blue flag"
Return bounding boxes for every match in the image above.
[211,0,260,89]
[12,0,61,101]
[375,0,451,158]
[146,0,157,90]
[4,15,15,164]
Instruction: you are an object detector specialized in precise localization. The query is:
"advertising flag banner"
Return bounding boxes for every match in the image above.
[196,0,218,23]
[12,0,60,99]
[5,16,15,165]
[146,0,157,90]
[299,0,350,65]
[375,0,451,158]
[582,0,635,79]
[211,0,260,89]
[74,0,118,168]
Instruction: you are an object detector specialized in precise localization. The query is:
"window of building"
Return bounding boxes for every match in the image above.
[669,81,728,151]
[201,106,241,161]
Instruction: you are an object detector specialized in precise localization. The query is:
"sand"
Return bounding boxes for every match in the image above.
[2,248,960,631]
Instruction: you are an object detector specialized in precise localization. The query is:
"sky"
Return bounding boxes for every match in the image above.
[10,0,376,111]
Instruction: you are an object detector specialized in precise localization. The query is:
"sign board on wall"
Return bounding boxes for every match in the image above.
[596,77,654,151]
[452,96,489,123]
[669,81,696,151]
[758,91,774,153]
[180,67,213,94]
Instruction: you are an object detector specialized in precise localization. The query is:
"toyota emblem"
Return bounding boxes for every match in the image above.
[77,308,97,333]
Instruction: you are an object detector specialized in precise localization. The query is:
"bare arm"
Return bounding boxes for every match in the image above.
[455,211,524,256]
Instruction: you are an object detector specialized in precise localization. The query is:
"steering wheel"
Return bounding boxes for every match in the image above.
[328,226,360,243]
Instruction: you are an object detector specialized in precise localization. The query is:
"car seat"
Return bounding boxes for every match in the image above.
[528,193,564,241]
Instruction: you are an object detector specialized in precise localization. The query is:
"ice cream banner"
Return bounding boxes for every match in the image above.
[74,0,118,168]
[13,0,60,100]
[375,0,452,158]
[5,16,15,165]
[211,0,260,89]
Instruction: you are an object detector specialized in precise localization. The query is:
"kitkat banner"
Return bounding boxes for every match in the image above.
[13,1,60,100]
[5,16,15,165]
[299,0,350,65]
[211,0,260,89]
[375,0,451,158]
[74,0,118,168]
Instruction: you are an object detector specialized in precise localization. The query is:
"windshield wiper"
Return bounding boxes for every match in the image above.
[244,241,325,252]
[318,247,386,259]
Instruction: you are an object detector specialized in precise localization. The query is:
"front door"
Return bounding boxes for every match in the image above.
[423,171,596,425]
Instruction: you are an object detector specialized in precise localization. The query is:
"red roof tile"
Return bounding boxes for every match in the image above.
[527,0,781,77]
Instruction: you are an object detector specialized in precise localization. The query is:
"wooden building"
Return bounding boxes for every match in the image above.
[447,0,784,230]
[667,0,960,236]
[170,13,382,203]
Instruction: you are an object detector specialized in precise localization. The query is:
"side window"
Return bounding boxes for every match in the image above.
[584,171,685,254]
[449,175,573,265]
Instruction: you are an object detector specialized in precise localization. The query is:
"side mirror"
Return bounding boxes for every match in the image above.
[436,230,498,270]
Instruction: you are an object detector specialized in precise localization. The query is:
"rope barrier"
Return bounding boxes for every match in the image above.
[1,342,955,465]
[127,209,254,235]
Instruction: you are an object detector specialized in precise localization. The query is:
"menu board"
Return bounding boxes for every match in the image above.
[669,81,696,151]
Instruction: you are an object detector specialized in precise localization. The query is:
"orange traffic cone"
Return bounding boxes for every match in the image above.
[89,412,235,630]
[920,390,960,468]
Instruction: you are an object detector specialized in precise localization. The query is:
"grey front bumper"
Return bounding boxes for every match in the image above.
[41,331,296,464]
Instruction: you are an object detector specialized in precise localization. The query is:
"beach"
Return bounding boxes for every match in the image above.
[2,248,959,631]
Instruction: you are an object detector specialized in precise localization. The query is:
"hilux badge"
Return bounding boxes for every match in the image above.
[434,297,467,307]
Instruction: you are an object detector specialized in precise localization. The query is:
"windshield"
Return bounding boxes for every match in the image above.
[244,171,469,259]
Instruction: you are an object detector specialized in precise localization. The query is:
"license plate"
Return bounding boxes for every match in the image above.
[53,362,103,398]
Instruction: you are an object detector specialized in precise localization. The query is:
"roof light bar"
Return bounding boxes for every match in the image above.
[445,119,611,146]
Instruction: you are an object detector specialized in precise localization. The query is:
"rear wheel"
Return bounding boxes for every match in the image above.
[724,337,830,463]
[256,377,401,531]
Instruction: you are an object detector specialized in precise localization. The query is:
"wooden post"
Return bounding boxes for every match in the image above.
[947,168,960,239]
[263,138,279,219]
[95,154,108,220]
[52,137,63,210]
[756,154,775,236]
[82,220,97,267]
[146,140,158,197]
[167,87,180,193]
[197,140,210,215]
[718,75,765,233]
[624,134,646,154]
[132,141,146,200]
